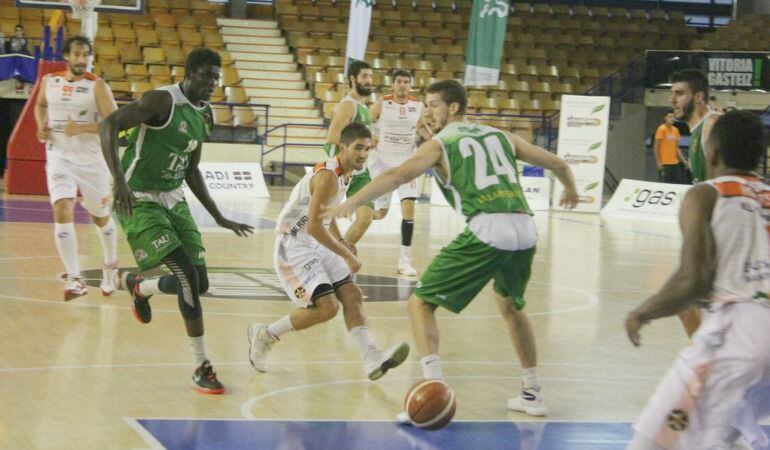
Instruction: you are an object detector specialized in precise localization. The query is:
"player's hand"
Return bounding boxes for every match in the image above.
[216,217,255,237]
[340,238,357,256]
[36,125,49,142]
[559,186,579,210]
[656,163,663,172]
[63,121,79,137]
[625,311,647,347]
[113,180,136,217]
[344,254,361,274]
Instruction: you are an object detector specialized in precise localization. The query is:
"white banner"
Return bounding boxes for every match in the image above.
[344,0,372,74]
[552,95,611,213]
[185,163,270,199]
[601,179,691,221]
[431,176,551,211]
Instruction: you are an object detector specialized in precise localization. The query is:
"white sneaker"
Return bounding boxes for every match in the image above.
[364,342,410,381]
[247,323,276,372]
[64,276,87,301]
[507,387,548,416]
[100,264,119,296]
[396,411,412,426]
[397,257,418,276]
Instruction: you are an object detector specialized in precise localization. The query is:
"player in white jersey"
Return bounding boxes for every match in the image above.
[368,70,425,276]
[247,122,409,380]
[626,110,770,450]
[34,36,119,301]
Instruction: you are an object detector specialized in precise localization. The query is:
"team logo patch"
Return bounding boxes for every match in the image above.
[666,409,688,431]
[134,249,148,261]
[294,286,307,299]
[179,120,188,133]
[76,87,88,93]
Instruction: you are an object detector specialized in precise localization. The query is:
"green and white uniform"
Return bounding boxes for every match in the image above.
[118,84,213,271]
[323,95,373,205]
[688,110,719,183]
[416,122,536,313]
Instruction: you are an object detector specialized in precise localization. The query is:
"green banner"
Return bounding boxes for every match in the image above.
[463,0,510,86]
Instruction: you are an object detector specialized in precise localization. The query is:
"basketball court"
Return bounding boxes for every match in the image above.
[3,189,756,449]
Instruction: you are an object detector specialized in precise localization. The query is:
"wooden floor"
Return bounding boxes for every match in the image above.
[0,190,698,449]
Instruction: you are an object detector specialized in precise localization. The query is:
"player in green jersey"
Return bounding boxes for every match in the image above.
[329,80,579,420]
[100,48,254,394]
[668,68,720,339]
[322,60,377,245]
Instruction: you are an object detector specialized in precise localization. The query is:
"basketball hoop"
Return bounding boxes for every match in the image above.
[68,0,100,20]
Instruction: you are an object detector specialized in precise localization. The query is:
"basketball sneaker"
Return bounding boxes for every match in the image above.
[100,263,119,296]
[247,323,276,372]
[192,360,225,395]
[64,275,87,301]
[397,257,418,276]
[507,387,548,416]
[120,272,152,324]
[395,411,412,426]
[364,342,410,381]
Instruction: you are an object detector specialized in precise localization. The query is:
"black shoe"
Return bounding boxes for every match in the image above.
[120,272,152,324]
[193,360,225,394]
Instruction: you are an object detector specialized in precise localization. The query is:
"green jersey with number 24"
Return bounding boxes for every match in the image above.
[434,122,532,219]
[121,84,213,192]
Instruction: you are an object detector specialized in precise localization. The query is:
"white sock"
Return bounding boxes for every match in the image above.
[267,315,294,339]
[421,354,444,380]
[54,223,79,278]
[400,245,411,259]
[138,278,161,297]
[188,335,208,366]
[350,326,377,359]
[96,217,118,267]
[522,367,540,389]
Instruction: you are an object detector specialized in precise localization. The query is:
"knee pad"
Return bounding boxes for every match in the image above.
[164,251,201,321]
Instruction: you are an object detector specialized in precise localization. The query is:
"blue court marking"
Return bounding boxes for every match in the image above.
[136,420,636,450]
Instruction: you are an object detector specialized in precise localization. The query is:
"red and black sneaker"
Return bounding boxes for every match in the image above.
[120,272,152,324]
[193,360,225,395]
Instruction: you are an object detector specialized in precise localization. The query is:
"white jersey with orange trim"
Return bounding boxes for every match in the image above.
[704,174,770,304]
[372,95,423,166]
[275,157,349,240]
[44,71,105,166]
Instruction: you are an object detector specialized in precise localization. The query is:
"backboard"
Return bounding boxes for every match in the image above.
[15,0,144,14]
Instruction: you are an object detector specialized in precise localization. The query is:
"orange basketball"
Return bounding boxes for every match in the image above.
[404,379,456,430]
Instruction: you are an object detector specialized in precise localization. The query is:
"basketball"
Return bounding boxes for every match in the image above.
[404,379,456,430]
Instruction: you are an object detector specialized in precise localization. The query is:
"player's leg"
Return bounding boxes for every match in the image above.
[397,185,418,276]
[369,159,391,220]
[334,279,409,380]
[248,236,340,372]
[47,158,85,300]
[678,305,701,338]
[77,163,119,295]
[409,229,495,380]
[344,170,375,244]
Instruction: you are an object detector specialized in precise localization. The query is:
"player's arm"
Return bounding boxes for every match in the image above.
[185,142,254,237]
[64,79,118,137]
[626,184,718,346]
[332,139,442,218]
[507,132,578,209]
[34,75,49,142]
[99,89,172,216]
[653,137,663,171]
[308,170,360,272]
[701,113,720,150]
[369,97,382,148]
[325,101,356,147]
